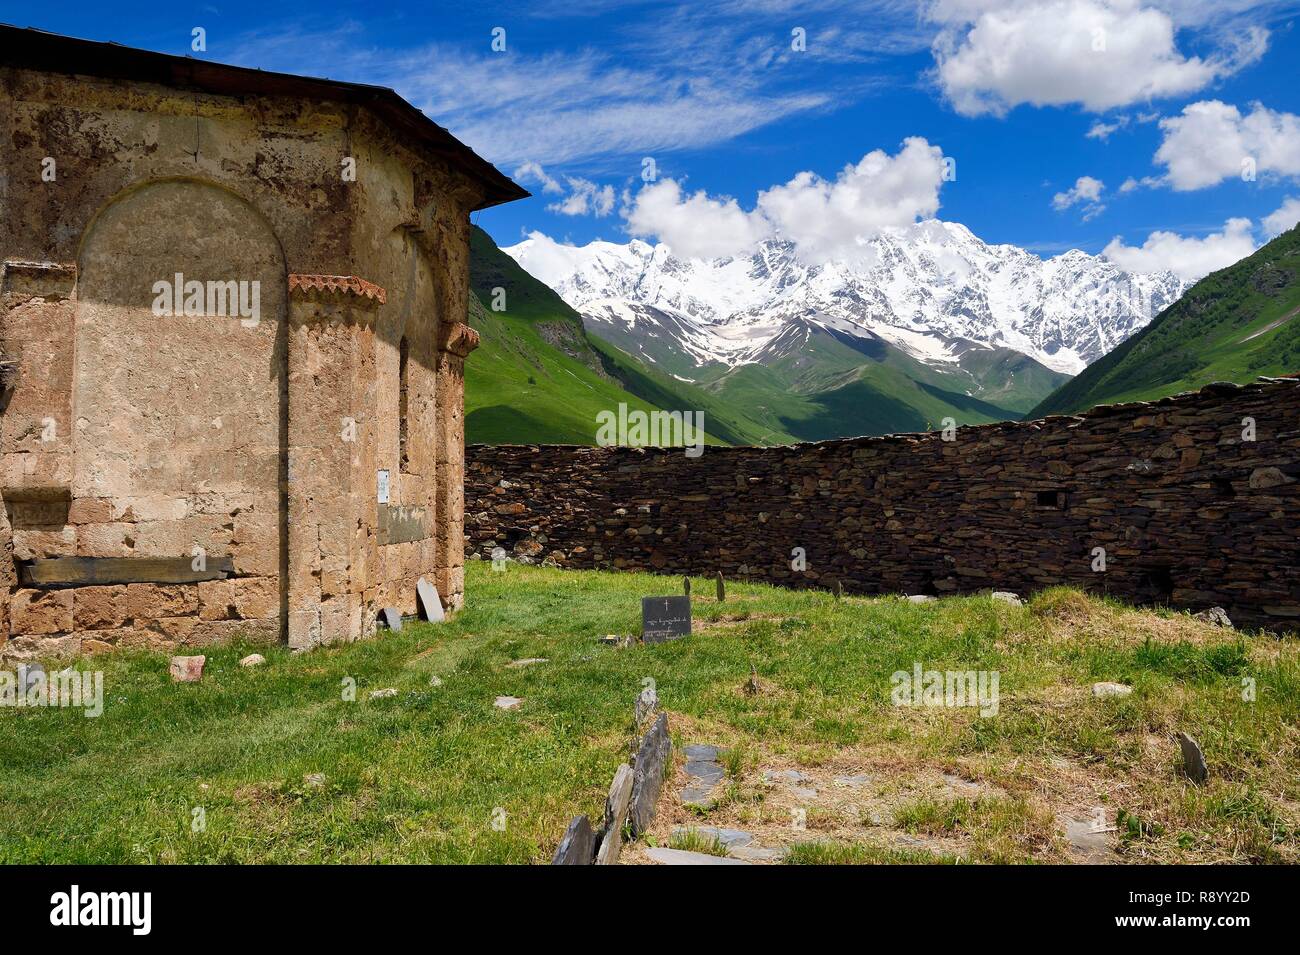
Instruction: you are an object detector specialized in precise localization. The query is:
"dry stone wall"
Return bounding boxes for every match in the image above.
[467,378,1300,633]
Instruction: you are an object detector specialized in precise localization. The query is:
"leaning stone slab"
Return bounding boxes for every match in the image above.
[380,607,402,632]
[595,763,635,865]
[417,577,445,623]
[644,847,751,865]
[629,712,672,837]
[552,815,596,865]
[170,655,205,683]
[1177,732,1208,784]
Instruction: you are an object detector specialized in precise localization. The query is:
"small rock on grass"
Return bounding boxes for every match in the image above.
[906,594,936,604]
[303,772,326,788]
[1092,682,1133,698]
[991,591,1022,605]
[494,695,522,710]
[169,655,205,683]
[429,675,443,687]
[369,688,398,700]
[506,657,548,668]
[239,653,266,668]
[1193,607,1232,628]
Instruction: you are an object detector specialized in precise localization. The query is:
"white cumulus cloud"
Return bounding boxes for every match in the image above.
[1052,175,1106,219]
[929,0,1267,117]
[1262,196,1300,238]
[1154,100,1300,190]
[624,137,950,263]
[1101,217,1257,280]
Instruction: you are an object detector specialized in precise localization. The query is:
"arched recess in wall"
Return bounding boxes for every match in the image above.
[376,228,440,504]
[75,178,288,630]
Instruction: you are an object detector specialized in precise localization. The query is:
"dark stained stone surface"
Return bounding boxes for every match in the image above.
[630,713,671,836]
[551,814,595,865]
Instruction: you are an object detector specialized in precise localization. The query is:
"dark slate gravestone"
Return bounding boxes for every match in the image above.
[551,814,595,865]
[380,607,402,632]
[642,595,691,644]
[416,577,445,623]
[630,713,672,836]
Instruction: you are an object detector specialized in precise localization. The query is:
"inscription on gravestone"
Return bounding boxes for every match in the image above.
[641,596,691,644]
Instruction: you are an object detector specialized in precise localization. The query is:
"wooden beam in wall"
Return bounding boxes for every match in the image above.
[18,556,236,587]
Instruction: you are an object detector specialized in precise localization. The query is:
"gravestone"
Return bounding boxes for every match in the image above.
[551,815,595,865]
[416,577,445,623]
[380,606,402,632]
[16,662,44,697]
[629,713,672,836]
[1176,731,1209,784]
[642,595,691,643]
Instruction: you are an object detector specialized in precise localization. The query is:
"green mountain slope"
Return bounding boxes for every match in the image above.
[465,226,792,445]
[467,223,1068,445]
[1031,226,1300,416]
[694,321,1069,442]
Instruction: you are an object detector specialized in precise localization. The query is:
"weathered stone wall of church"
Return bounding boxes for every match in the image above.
[466,378,1300,633]
[0,64,484,659]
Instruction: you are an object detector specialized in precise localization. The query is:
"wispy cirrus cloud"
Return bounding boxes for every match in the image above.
[223,3,910,171]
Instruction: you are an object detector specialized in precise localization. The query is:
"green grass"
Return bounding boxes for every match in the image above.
[1,565,1297,863]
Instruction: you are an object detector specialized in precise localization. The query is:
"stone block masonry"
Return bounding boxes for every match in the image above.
[0,27,526,660]
[467,378,1300,633]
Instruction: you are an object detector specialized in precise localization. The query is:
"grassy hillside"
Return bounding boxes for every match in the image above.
[2,562,1295,863]
[1031,226,1300,416]
[702,325,1068,441]
[465,226,790,445]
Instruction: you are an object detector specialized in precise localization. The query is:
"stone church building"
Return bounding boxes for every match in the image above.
[0,27,527,657]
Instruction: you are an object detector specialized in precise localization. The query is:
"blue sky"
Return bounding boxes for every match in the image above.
[12,0,1300,277]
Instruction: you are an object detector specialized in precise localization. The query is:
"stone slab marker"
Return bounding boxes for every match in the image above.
[595,763,635,865]
[1177,732,1209,784]
[629,713,672,837]
[551,815,595,865]
[416,577,445,623]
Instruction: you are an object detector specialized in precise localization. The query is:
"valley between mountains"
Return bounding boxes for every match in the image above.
[464,220,1300,446]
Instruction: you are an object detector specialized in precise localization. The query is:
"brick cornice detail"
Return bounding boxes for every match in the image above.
[437,321,480,358]
[288,273,387,306]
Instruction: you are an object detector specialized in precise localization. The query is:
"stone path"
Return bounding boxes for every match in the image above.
[644,847,752,866]
[680,744,727,808]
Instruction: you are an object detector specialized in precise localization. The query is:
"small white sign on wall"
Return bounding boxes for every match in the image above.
[377,469,390,504]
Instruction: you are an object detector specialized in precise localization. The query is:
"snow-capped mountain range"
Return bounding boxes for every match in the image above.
[504,219,1187,377]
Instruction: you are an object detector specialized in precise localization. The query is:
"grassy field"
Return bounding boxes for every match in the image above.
[1,563,1297,864]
